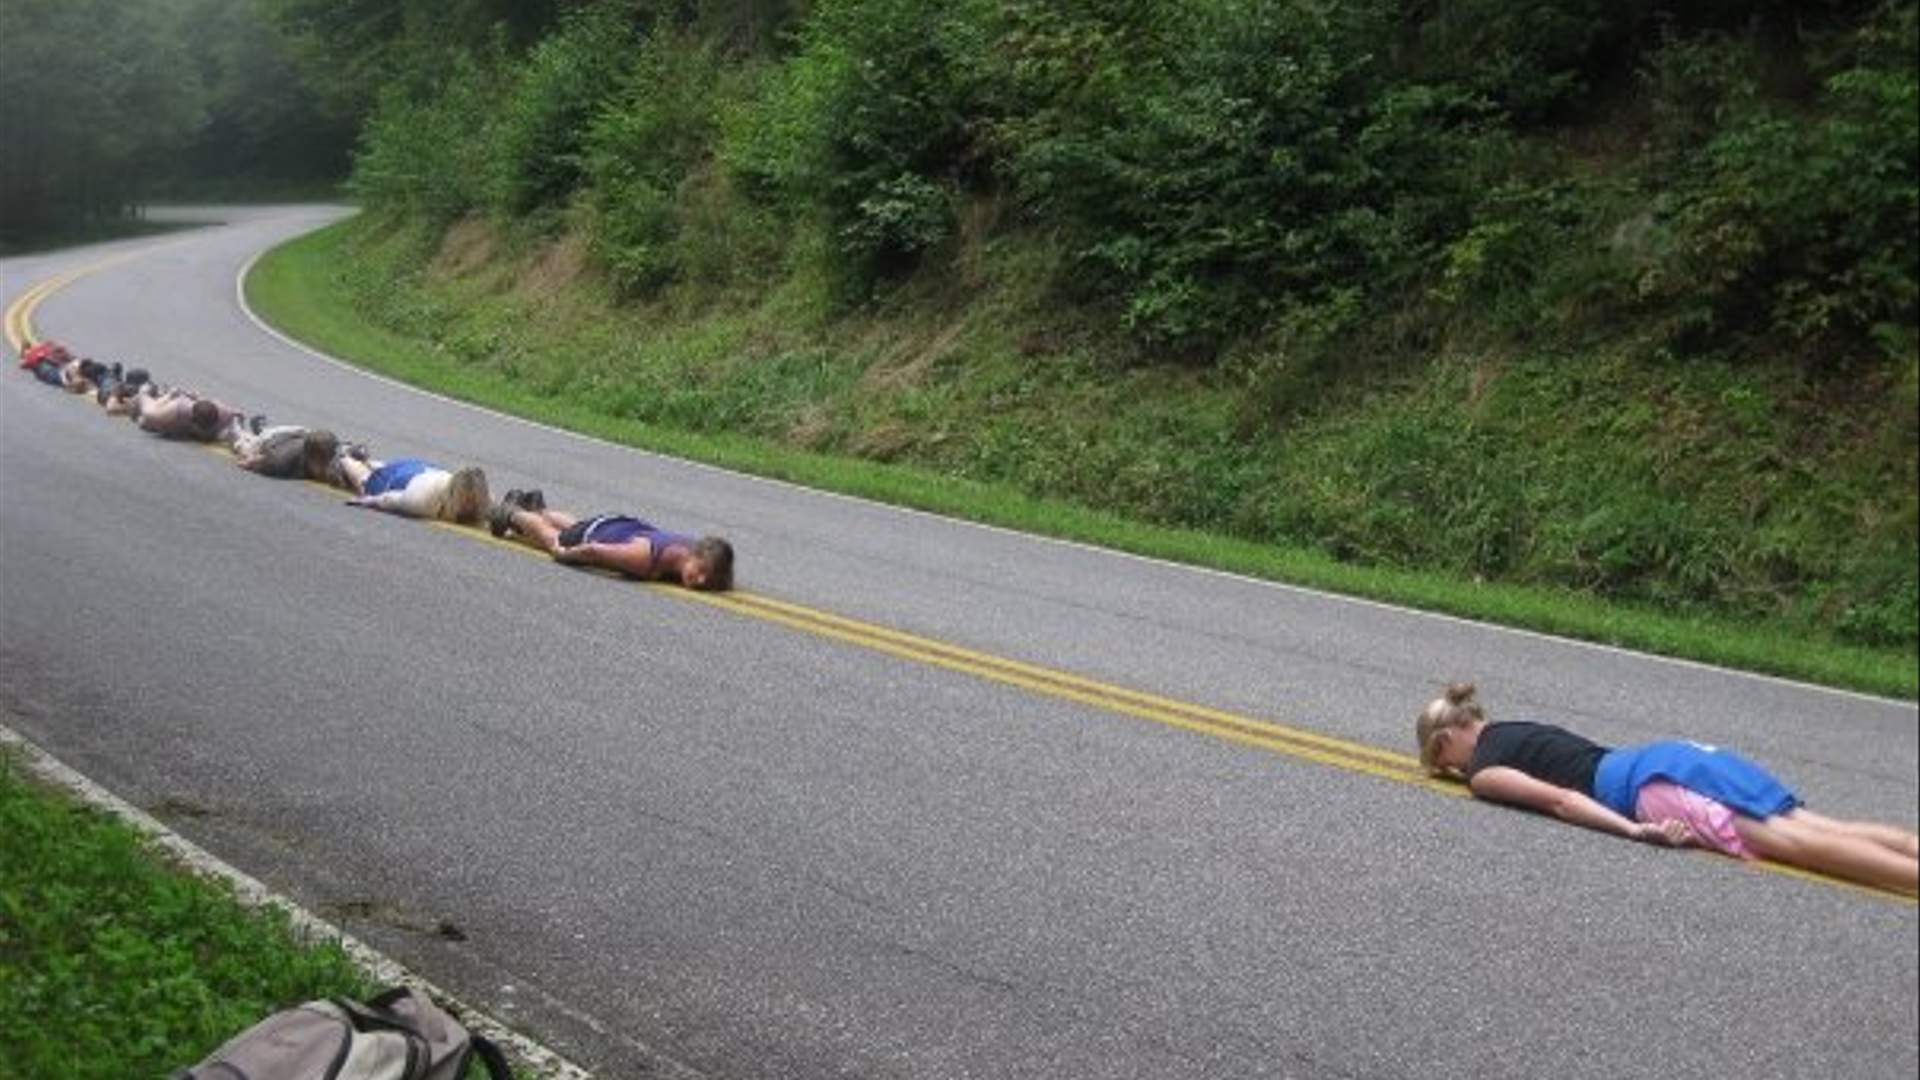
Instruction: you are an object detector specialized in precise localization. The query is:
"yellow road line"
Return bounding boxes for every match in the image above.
[5,248,168,352]
[24,264,1920,906]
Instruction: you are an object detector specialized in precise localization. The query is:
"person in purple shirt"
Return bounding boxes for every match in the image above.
[1415,682,1918,894]
[489,489,734,591]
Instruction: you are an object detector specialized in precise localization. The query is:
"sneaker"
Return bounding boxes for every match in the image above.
[487,500,517,539]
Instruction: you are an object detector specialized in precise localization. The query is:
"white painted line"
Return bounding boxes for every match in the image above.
[0,721,597,1080]
[232,220,1915,711]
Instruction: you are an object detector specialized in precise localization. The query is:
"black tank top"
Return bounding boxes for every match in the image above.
[1466,721,1611,795]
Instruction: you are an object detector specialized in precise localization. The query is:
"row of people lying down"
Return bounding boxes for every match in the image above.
[18,340,735,592]
[23,342,1910,893]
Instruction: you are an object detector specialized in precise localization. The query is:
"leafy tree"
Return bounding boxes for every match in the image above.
[0,0,205,243]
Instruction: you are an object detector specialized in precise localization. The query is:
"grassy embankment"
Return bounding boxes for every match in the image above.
[247,216,1916,699]
[0,752,369,1077]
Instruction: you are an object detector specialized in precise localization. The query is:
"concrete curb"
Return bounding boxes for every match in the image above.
[0,721,593,1080]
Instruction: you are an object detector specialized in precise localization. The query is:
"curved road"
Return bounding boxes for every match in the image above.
[2,207,1914,1079]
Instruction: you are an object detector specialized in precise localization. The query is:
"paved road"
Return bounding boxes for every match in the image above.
[3,207,1915,1079]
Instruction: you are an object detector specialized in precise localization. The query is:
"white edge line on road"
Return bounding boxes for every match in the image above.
[0,721,596,1080]
[226,225,1915,712]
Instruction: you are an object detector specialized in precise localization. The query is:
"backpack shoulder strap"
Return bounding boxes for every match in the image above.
[469,1034,516,1080]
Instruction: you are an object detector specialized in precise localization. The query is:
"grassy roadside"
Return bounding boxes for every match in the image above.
[0,751,370,1078]
[246,219,1917,700]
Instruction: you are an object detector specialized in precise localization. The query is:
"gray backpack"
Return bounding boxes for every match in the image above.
[173,986,513,1080]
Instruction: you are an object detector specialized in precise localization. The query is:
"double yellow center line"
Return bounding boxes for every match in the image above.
[691,589,1453,790]
[5,249,159,352]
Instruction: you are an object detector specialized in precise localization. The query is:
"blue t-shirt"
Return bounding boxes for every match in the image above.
[364,458,433,496]
[1592,741,1800,820]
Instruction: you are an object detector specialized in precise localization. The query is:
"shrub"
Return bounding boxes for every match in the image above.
[727,0,998,293]
[1653,1,1918,361]
[485,2,636,220]
[579,31,726,294]
[1001,1,1500,356]
[348,50,501,224]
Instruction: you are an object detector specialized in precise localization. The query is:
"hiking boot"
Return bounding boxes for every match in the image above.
[487,500,517,539]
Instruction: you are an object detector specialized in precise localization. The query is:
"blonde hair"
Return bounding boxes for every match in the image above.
[1415,682,1486,774]
[445,466,490,526]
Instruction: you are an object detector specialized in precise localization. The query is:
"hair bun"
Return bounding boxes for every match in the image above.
[1444,681,1477,704]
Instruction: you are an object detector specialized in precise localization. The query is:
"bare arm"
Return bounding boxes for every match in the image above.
[347,489,411,512]
[1468,767,1689,846]
[559,540,655,578]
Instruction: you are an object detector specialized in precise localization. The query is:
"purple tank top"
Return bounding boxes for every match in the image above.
[580,515,698,555]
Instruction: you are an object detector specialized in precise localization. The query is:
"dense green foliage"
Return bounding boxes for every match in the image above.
[316,0,1920,652]
[0,0,351,246]
[0,757,369,1077]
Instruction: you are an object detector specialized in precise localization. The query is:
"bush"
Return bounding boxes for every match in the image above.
[349,50,501,224]
[1001,1,1499,356]
[579,31,727,294]
[1652,1,1918,361]
[485,3,637,220]
[727,0,998,293]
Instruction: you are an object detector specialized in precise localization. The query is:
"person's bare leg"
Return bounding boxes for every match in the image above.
[507,509,566,554]
[1735,814,1920,894]
[333,456,374,494]
[1787,809,1920,858]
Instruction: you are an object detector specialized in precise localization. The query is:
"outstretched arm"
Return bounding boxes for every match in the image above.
[347,489,411,513]
[557,540,655,579]
[1469,767,1691,846]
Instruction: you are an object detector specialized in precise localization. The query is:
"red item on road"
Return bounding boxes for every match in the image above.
[18,341,72,368]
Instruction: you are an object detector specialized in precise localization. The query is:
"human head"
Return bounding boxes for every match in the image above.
[682,536,735,592]
[444,466,490,526]
[302,430,340,481]
[1415,681,1486,776]
[189,399,223,439]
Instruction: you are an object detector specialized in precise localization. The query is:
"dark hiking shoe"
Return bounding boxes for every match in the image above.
[488,500,516,539]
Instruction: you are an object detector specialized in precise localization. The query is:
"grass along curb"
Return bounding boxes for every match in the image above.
[243,219,1916,700]
[0,727,594,1079]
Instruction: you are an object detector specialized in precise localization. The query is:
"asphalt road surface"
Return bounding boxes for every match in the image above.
[3,207,1915,1080]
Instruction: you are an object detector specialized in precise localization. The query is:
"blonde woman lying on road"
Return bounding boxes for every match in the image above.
[1417,682,1918,894]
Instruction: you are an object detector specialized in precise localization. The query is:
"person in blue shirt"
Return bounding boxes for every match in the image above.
[1416,682,1918,894]
[335,453,491,526]
[489,490,733,592]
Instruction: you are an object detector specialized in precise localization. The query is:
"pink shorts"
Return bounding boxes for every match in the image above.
[1634,780,1755,859]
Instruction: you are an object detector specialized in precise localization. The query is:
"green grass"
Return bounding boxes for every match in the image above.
[0,754,370,1078]
[245,217,1917,699]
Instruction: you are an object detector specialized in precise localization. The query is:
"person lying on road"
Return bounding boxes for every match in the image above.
[489,491,734,592]
[99,367,151,413]
[18,341,74,386]
[335,453,491,525]
[1416,682,1919,894]
[227,417,341,481]
[132,386,249,442]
